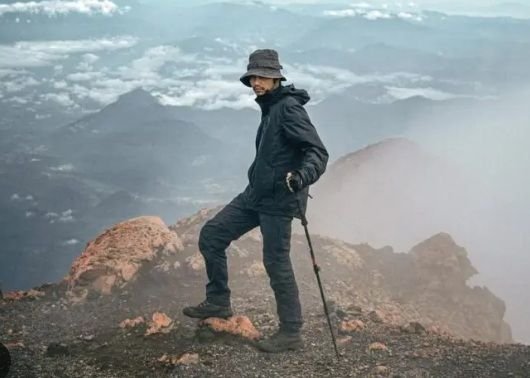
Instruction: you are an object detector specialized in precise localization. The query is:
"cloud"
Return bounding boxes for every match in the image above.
[285,64,431,103]
[323,6,422,21]
[0,37,137,69]
[45,209,75,223]
[157,80,254,110]
[5,96,29,104]
[62,239,80,246]
[0,68,28,78]
[33,42,433,111]
[0,75,39,92]
[66,71,103,81]
[77,53,100,70]
[16,37,137,54]
[53,80,68,89]
[0,46,62,68]
[364,10,392,20]
[49,163,75,172]
[398,11,423,21]
[41,92,77,107]
[0,0,123,17]
[323,9,357,17]
[386,86,470,101]
[121,45,197,80]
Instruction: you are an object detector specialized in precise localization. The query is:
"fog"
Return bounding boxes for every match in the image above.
[407,87,530,343]
[307,87,530,342]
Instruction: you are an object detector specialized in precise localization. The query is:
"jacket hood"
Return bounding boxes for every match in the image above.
[280,84,310,105]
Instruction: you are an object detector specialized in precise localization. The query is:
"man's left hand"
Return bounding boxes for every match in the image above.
[286,171,303,193]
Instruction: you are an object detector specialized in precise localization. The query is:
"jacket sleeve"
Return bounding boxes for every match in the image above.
[281,101,329,187]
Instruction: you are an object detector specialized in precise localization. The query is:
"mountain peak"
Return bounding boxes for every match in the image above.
[332,137,422,169]
[115,88,159,107]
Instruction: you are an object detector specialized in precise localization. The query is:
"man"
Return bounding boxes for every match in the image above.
[183,49,329,353]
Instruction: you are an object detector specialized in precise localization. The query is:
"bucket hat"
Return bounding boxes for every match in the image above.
[240,49,286,87]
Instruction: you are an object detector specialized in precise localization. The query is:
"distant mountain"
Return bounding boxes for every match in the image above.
[292,16,432,51]
[308,91,481,159]
[286,43,448,75]
[50,88,245,196]
[177,2,318,45]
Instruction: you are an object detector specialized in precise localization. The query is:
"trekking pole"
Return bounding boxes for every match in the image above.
[296,196,340,360]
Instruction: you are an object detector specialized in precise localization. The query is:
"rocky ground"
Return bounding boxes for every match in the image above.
[1,210,529,377]
[1,290,529,378]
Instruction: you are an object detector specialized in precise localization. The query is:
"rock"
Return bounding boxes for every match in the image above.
[46,343,69,357]
[337,336,352,345]
[335,308,348,319]
[369,310,385,323]
[176,353,199,365]
[410,233,477,287]
[368,342,388,352]
[242,261,266,277]
[373,365,389,376]
[158,352,199,366]
[321,242,364,269]
[3,289,45,301]
[119,316,145,329]
[199,315,261,341]
[185,252,205,271]
[346,304,363,316]
[401,321,426,334]
[78,334,95,341]
[65,216,183,301]
[339,319,365,334]
[5,341,24,349]
[145,312,174,336]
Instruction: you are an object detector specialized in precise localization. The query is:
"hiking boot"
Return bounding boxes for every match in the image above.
[182,300,233,319]
[255,330,303,353]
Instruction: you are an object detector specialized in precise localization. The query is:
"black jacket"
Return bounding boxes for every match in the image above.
[242,84,329,218]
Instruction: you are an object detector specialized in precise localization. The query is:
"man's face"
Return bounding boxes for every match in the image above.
[249,76,278,96]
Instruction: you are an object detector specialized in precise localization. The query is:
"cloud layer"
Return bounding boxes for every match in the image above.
[0,36,138,68]
[0,0,122,17]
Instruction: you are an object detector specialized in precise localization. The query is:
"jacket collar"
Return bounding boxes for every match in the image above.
[255,84,284,114]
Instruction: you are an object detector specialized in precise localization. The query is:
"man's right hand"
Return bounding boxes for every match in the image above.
[286,171,303,193]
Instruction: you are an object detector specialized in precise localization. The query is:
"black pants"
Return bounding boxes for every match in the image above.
[198,193,303,332]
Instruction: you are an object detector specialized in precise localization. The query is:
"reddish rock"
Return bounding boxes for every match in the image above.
[145,312,174,336]
[199,315,261,341]
[339,319,365,333]
[64,216,183,301]
[368,342,389,352]
[119,316,145,329]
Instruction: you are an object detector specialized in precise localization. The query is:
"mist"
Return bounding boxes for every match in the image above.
[307,87,530,342]
[407,87,530,343]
